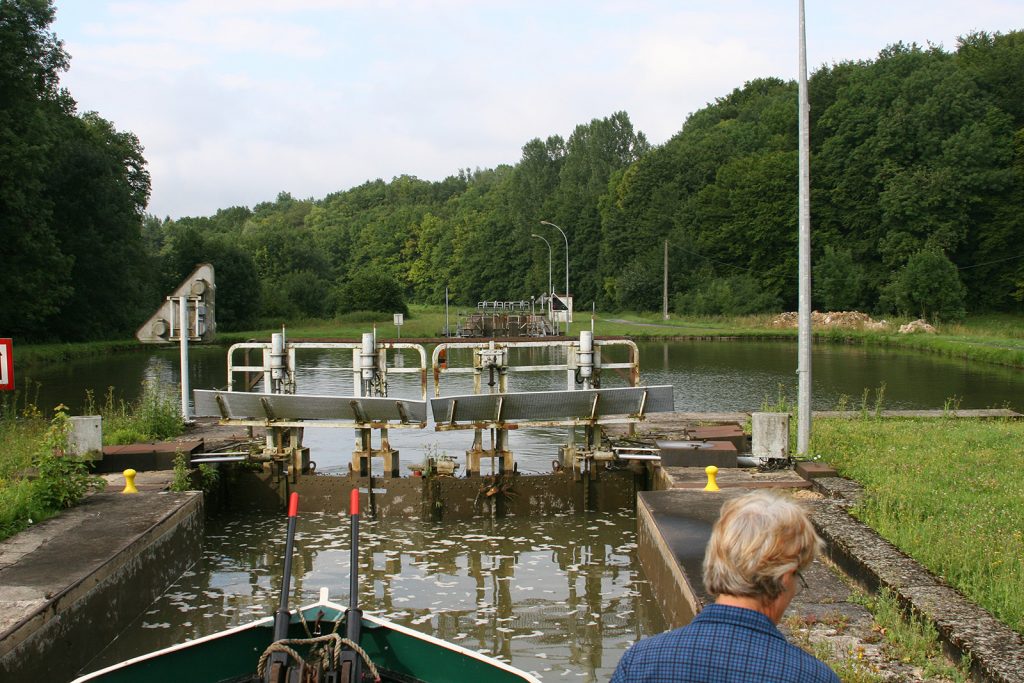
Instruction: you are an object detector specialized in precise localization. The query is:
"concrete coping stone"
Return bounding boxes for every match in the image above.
[811,477,1024,683]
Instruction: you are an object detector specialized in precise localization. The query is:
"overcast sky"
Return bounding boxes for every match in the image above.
[51,1,1021,219]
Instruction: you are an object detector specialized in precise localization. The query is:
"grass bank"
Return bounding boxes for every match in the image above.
[592,311,1024,369]
[13,339,146,367]
[810,416,1024,635]
[0,381,184,542]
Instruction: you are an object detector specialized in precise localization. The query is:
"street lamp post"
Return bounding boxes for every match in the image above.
[531,233,554,334]
[540,220,569,335]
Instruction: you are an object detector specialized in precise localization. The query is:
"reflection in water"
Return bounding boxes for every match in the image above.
[88,510,665,681]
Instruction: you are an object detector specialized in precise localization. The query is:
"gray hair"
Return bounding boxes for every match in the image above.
[702,491,823,601]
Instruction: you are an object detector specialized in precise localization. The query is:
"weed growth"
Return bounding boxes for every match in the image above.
[170,450,191,492]
[0,405,105,541]
[760,384,793,413]
[170,450,219,494]
[865,589,969,681]
[84,380,183,445]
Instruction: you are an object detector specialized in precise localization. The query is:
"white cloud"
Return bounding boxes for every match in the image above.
[51,0,1023,217]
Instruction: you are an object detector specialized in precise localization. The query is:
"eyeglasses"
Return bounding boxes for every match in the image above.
[795,571,809,592]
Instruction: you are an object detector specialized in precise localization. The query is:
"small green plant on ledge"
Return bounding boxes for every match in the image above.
[170,451,191,492]
[170,450,220,494]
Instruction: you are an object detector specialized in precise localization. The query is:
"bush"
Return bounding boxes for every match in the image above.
[0,407,107,541]
[260,269,330,319]
[170,451,219,493]
[33,408,106,510]
[674,274,781,315]
[814,245,868,311]
[883,248,966,323]
[613,251,664,311]
[333,268,409,316]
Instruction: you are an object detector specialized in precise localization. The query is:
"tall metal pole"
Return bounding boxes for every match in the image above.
[797,0,813,455]
[178,296,191,422]
[540,221,570,335]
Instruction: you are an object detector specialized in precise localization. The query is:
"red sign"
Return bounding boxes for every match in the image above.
[0,338,13,391]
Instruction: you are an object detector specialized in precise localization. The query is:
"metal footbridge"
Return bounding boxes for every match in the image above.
[192,330,674,478]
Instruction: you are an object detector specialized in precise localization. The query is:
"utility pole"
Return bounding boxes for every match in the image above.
[663,239,669,320]
[540,220,570,336]
[797,0,813,456]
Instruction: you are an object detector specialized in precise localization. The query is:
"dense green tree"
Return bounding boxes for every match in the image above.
[813,246,868,312]
[159,226,260,331]
[404,213,455,304]
[0,0,73,339]
[612,247,664,311]
[46,111,152,339]
[334,267,408,316]
[883,249,966,322]
[1,0,154,340]
[548,112,649,307]
[956,31,1024,126]
[682,150,798,307]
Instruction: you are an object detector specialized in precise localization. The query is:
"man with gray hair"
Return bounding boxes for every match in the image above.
[611,491,839,682]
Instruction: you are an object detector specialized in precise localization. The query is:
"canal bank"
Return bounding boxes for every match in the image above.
[0,472,202,682]
[4,414,1023,681]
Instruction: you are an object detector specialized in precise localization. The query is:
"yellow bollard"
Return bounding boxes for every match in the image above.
[703,465,720,492]
[122,469,139,494]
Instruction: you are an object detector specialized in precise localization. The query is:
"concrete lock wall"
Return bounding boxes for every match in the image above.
[752,412,790,460]
[0,492,203,682]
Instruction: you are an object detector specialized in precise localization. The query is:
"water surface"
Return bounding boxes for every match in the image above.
[86,510,665,682]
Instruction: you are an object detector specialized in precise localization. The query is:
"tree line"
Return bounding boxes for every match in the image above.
[3,1,1022,341]
[1,0,151,341]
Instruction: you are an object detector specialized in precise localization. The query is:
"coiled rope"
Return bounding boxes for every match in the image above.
[256,633,380,682]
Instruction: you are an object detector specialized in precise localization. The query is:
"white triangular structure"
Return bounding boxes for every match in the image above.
[135,263,215,421]
[136,263,216,343]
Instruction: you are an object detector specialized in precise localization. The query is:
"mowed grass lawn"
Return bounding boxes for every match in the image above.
[812,417,1024,634]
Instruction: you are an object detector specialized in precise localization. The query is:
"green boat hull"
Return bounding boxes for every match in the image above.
[73,598,539,683]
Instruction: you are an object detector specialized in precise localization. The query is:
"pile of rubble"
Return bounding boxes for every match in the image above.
[770,311,890,331]
[897,319,937,334]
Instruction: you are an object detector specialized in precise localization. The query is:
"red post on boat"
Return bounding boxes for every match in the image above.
[265,493,299,683]
[348,488,360,621]
[340,488,364,682]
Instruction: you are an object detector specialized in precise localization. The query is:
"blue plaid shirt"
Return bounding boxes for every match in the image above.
[611,604,840,683]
